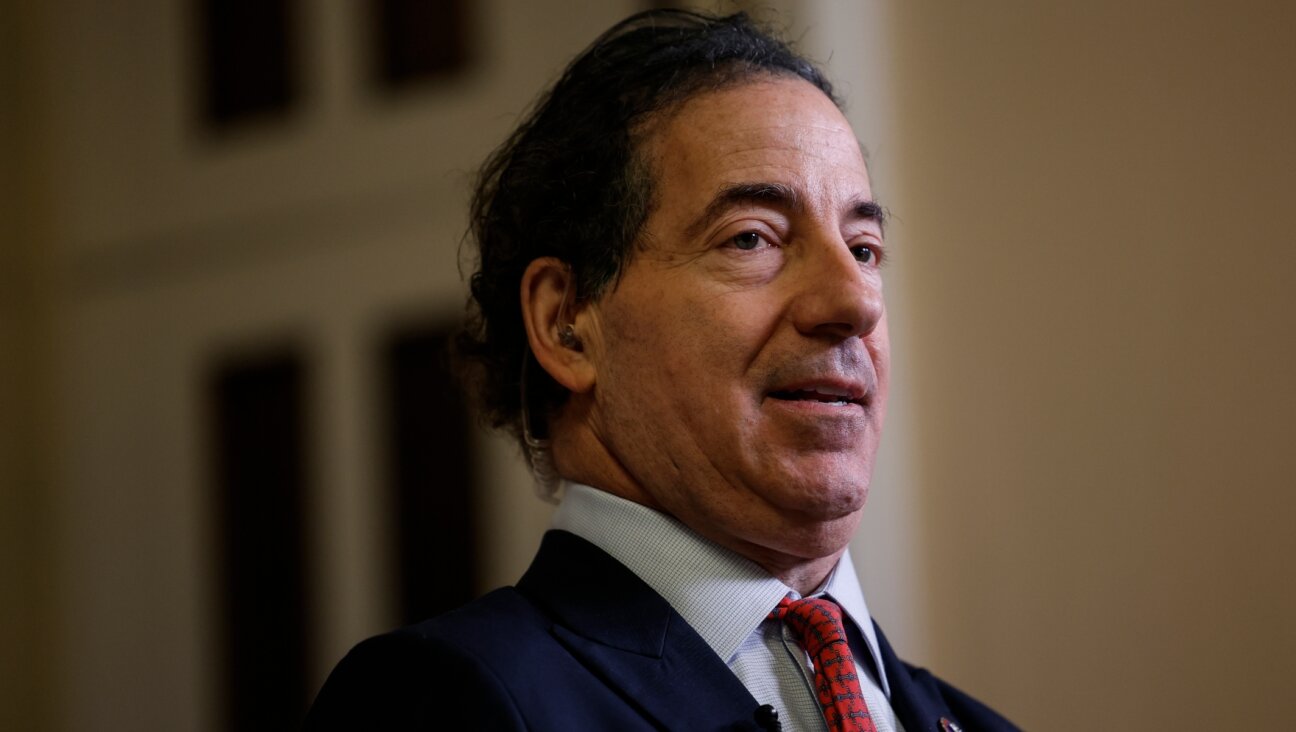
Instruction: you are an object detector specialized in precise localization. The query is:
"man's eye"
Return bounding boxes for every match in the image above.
[732,231,764,250]
[851,244,879,264]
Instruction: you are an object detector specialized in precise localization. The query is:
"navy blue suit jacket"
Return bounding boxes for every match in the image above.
[305,530,1019,731]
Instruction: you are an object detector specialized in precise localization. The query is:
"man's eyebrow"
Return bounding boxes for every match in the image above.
[852,199,887,234]
[684,181,887,240]
[684,182,801,241]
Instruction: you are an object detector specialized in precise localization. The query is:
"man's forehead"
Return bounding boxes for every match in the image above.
[704,119,863,162]
[644,79,869,195]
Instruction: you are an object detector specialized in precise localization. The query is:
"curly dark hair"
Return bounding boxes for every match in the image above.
[457,9,838,462]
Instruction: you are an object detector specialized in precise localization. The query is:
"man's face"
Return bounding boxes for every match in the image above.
[582,77,890,567]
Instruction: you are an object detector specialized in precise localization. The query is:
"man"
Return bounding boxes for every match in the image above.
[307,10,1018,731]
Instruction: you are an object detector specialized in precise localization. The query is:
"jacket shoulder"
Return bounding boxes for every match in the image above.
[304,588,540,731]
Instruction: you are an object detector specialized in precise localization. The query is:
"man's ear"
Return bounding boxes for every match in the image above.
[520,257,597,394]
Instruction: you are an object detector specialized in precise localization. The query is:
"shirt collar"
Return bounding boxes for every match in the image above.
[551,481,890,696]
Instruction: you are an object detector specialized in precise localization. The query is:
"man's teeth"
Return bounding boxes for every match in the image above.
[773,388,855,405]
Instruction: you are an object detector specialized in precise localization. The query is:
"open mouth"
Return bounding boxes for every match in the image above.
[767,387,865,407]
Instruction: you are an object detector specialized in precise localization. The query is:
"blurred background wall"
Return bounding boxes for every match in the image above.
[1,0,1293,730]
[892,1,1296,727]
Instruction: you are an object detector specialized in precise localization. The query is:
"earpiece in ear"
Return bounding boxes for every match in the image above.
[558,324,583,351]
[554,265,583,351]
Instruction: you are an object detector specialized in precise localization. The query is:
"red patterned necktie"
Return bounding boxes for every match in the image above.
[769,597,878,732]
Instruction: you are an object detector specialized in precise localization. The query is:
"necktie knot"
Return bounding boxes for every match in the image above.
[768,597,849,656]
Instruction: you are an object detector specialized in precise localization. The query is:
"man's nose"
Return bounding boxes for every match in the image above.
[788,237,884,340]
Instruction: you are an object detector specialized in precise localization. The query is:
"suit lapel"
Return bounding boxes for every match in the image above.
[518,530,765,731]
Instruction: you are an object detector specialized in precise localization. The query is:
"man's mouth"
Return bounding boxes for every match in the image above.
[767,385,867,407]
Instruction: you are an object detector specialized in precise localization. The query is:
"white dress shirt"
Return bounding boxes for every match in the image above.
[552,482,906,732]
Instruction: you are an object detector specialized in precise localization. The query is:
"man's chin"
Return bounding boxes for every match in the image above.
[764,466,872,519]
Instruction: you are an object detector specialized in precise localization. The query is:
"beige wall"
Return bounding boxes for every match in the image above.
[893,1,1296,728]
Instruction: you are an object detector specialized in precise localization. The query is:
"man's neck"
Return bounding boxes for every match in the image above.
[727,538,845,596]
